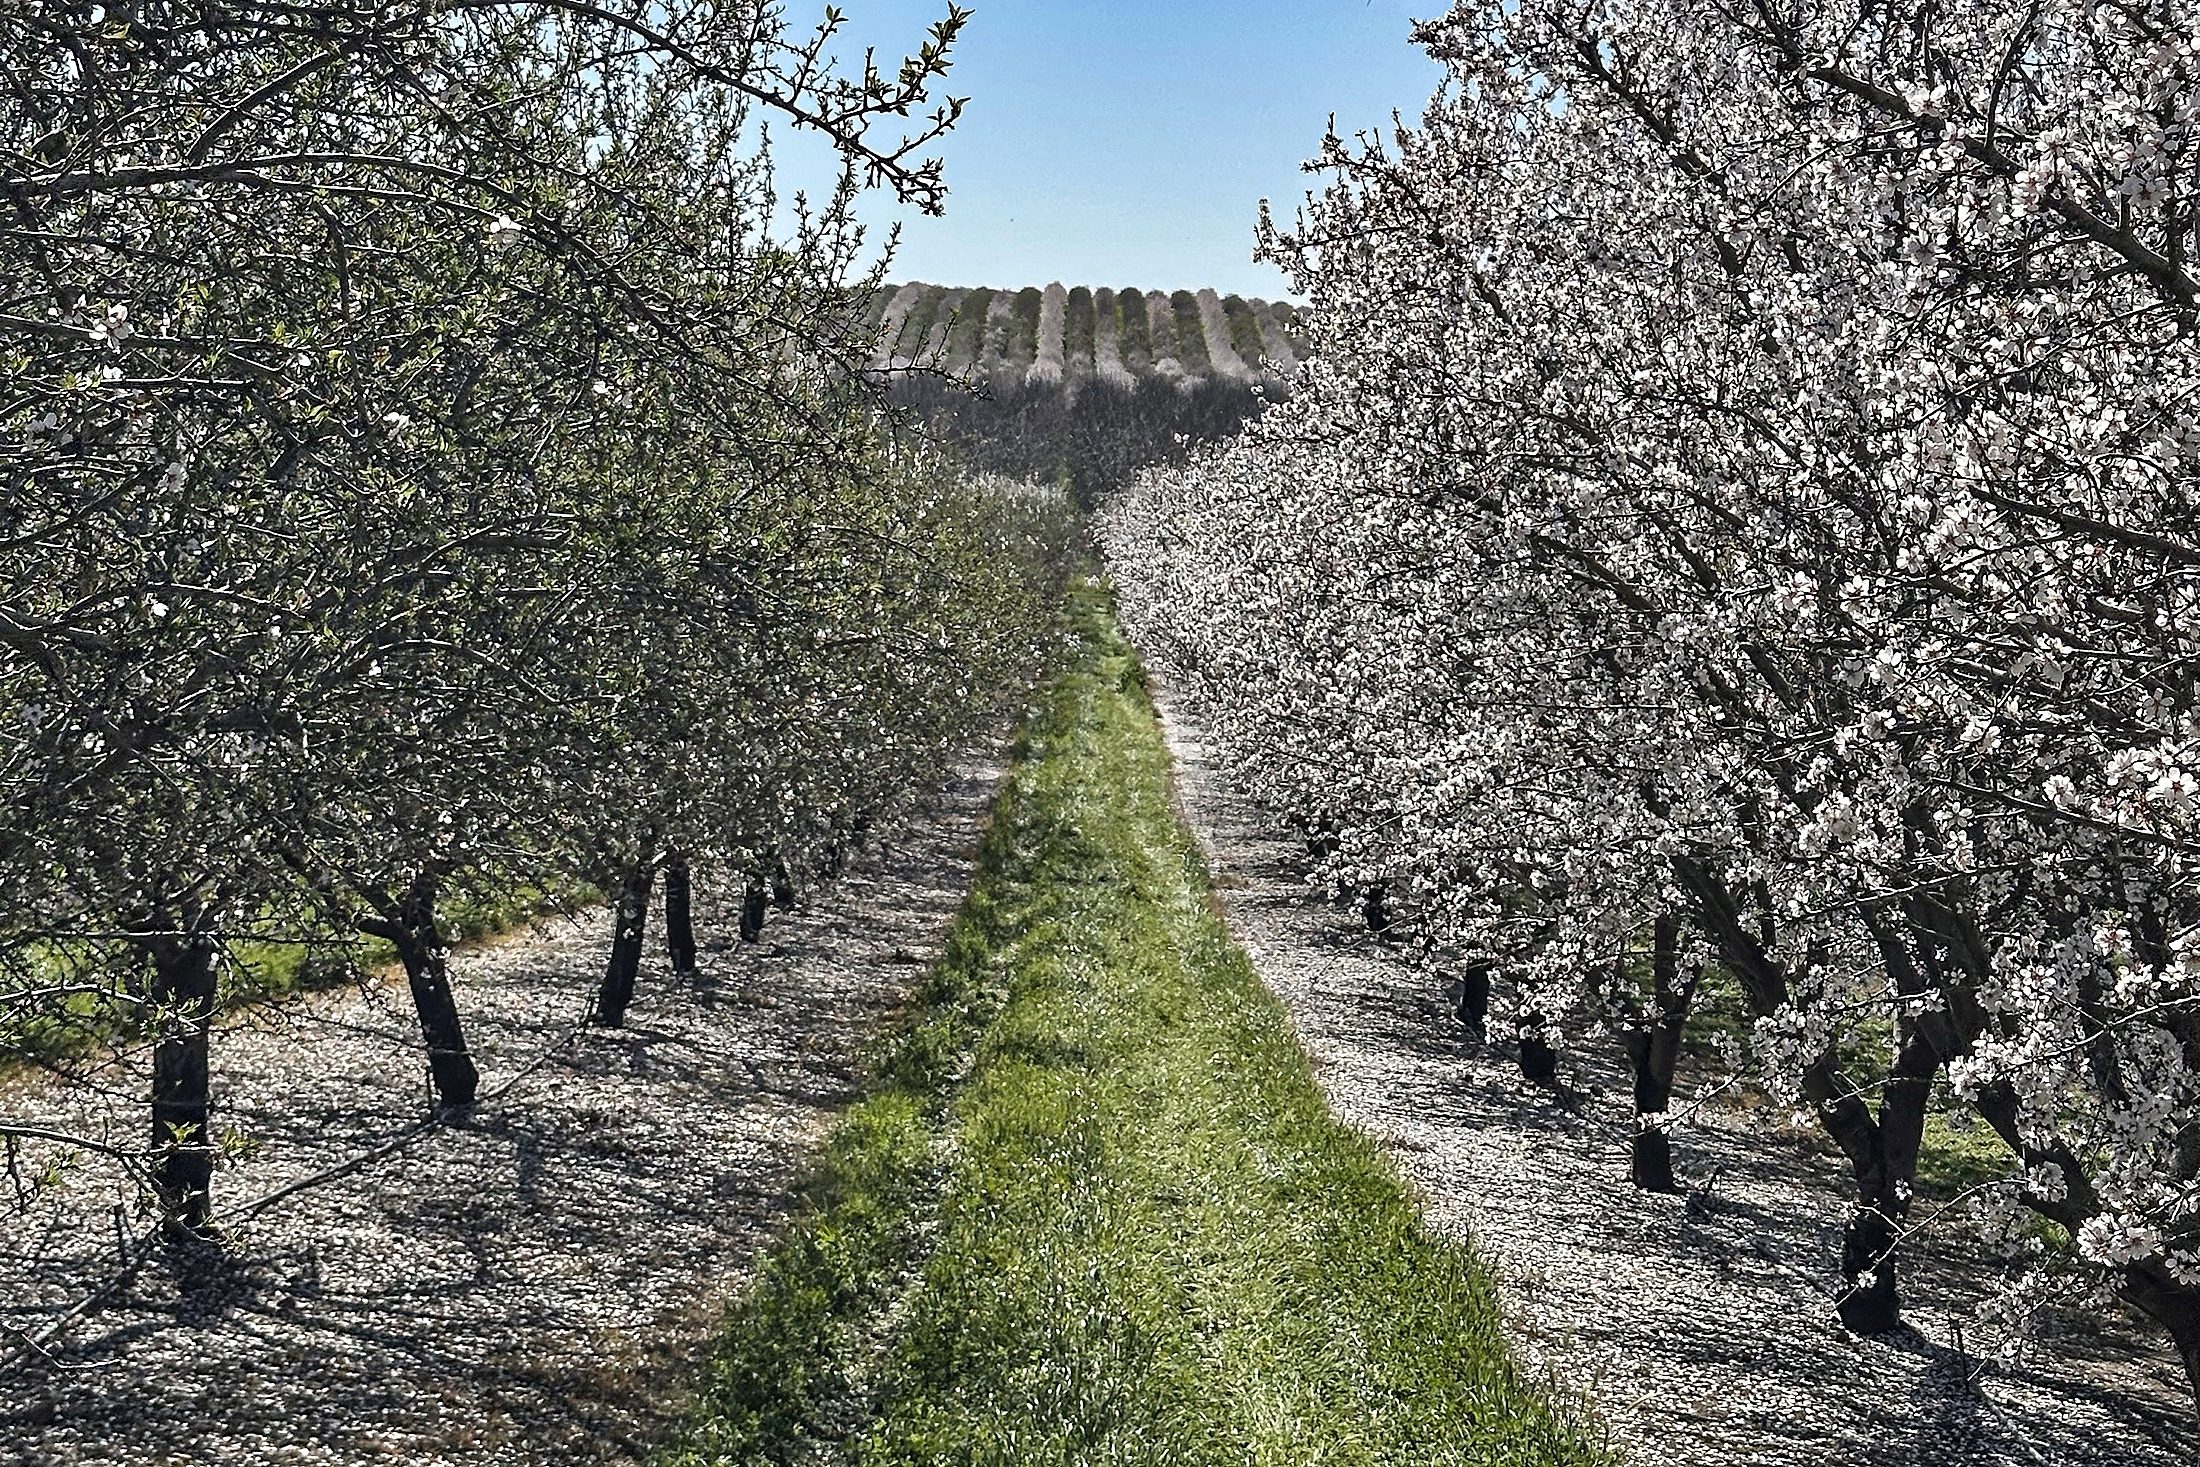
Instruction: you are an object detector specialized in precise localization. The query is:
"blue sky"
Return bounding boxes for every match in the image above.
[780,2,1447,299]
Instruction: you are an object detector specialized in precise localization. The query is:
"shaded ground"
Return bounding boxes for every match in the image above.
[0,755,1004,1467]
[1149,676,2199,1467]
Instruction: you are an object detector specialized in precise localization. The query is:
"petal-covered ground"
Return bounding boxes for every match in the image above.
[0,754,1003,1467]
[1151,678,2200,1467]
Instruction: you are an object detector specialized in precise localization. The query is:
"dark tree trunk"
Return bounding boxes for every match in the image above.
[1674,854,1940,1332]
[1362,882,1390,934]
[739,874,767,942]
[2125,1264,2200,1410]
[593,860,655,1027]
[397,878,478,1107]
[360,875,479,1108]
[1809,1034,1937,1335]
[1518,1010,1558,1084]
[1620,917,1688,1193]
[1454,962,1490,1040]
[1622,1031,1681,1192]
[663,852,696,976]
[145,923,219,1240]
[771,857,796,911]
[1837,1044,1934,1333]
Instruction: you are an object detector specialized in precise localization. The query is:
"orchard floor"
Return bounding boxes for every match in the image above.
[1149,676,2200,1467]
[0,753,1005,1467]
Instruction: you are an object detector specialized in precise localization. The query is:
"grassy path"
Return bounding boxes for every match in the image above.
[667,591,1606,1467]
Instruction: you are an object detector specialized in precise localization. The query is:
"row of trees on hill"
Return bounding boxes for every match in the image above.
[1104,0,2200,1405]
[867,284,1306,506]
[0,0,1070,1245]
[870,282,1306,387]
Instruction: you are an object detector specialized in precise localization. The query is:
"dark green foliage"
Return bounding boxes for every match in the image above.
[888,375,1264,508]
[1221,295,1266,365]
[862,285,897,336]
[1115,288,1153,373]
[1065,286,1096,371]
[947,287,995,371]
[895,285,951,361]
[1167,290,1210,373]
[667,591,1609,1467]
[1004,287,1045,372]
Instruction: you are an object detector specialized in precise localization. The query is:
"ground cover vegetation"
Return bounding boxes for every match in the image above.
[0,0,1085,1264]
[669,589,1605,1467]
[1103,0,2200,1408]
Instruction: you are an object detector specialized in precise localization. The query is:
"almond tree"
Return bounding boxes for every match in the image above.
[0,0,1039,1234]
[1109,0,2200,1400]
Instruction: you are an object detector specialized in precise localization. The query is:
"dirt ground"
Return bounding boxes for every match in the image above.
[0,754,1004,1467]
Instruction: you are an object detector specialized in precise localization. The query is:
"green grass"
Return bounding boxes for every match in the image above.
[666,586,1606,1467]
[4,880,582,1073]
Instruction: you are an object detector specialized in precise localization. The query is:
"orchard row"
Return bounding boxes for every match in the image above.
[0,2,1068,1238]
[1107,0,2200,1405]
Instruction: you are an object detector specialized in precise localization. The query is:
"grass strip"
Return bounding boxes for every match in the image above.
[667,584,1608,1467]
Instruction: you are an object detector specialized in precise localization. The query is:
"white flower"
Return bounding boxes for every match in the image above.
[87,302,133,348]
[2076,1212,2160,1266]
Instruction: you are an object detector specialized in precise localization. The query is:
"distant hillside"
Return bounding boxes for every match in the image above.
[863,283,1308,388]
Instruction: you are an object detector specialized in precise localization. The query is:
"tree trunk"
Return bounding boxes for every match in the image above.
[1827,1029,1937,1333]
[2124,1264,2200,1410]
[145,923,219,1241]
[1363,882,1390,934]
[1674,855,1939,1332]
[1837,1204,1902,1333]
[739,874,767,942]
[593,860,655,1027]
[359,876,479,1108]
[1621,917,1688,1193]
[1455,962,1490,1040]
[663,852,696,976]
[771,856,796,911]
[1518,1009,1558,1084]
[398,876,477,1107]
[1623,1026,1682,1192]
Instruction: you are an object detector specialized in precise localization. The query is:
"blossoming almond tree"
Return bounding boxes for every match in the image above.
[0,0,1080,1244]
[1109,0,2200,1402]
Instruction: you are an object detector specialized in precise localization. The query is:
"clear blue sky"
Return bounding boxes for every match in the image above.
[780,2,1447,299]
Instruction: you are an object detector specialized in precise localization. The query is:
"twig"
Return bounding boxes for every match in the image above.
[0,1226,158,1381]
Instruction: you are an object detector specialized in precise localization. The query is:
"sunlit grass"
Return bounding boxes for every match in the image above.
[667,586,1607,1467]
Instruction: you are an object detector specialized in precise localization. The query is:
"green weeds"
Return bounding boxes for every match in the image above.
[668,588,1605,1467]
